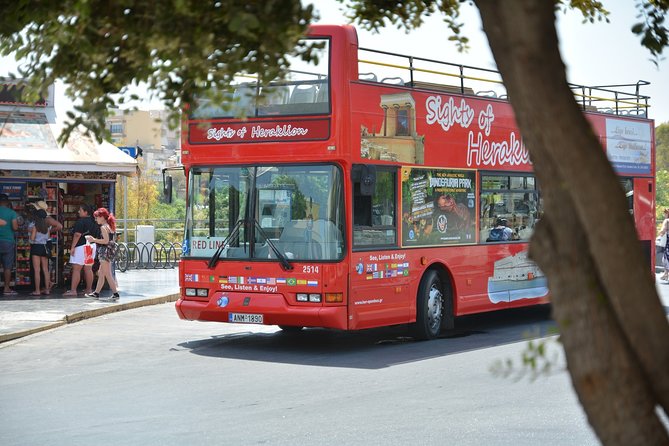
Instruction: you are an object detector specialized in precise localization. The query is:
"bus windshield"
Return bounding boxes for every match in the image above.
[190,38,330,119]
[184,164,344,262]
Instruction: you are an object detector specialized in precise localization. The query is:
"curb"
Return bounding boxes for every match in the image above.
[0,293,180,344]
[0,321,67,344]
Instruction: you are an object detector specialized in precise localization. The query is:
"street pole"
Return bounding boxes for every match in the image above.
[123,175,128,243]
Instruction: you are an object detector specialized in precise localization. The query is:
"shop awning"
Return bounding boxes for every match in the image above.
[0,111,137,175]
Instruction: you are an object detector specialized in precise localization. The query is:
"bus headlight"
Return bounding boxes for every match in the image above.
[296,293,322,302]
[296,293,308,302]
[185,288,208,297]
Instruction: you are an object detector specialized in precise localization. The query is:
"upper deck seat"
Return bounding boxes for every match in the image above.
[191,98,227,119]
[476,90,497,98]
[260,85,290,105]
[289,85,318,104]
[316,81,328,103]
[359,72,378,82]
[232,84,257,115]
[380,77,404,85]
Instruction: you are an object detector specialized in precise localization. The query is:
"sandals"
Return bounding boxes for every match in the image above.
[62,290,78,296]
[30,291,41,296]
[3,289,18,296]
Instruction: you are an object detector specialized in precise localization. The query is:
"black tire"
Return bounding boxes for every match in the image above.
[413,270,446,340]
[278,325,303,333]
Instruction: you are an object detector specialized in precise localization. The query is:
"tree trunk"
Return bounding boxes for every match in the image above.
[474,0,669,443]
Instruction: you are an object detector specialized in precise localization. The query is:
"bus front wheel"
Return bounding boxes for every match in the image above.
[413,270,445,340]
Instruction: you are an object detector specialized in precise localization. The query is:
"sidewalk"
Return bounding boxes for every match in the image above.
[0,268,179,343]
[1,269,666,344]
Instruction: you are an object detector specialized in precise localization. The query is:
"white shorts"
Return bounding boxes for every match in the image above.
[69,244,96,265]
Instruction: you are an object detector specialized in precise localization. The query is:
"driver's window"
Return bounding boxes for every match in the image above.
[192,172,212,238]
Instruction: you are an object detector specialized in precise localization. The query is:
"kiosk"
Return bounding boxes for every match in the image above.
[0,80,137,289]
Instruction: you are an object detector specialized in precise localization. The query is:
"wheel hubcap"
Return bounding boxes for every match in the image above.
[427,284,443,332]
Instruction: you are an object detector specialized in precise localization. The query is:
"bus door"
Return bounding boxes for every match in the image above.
[348,165,411,329]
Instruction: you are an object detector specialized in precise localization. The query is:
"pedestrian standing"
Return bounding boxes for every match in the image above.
[64,204,99,296]
[658,208,669,281]
[0,193,19,295]
[85,208,119,301]
[28,204,62,295]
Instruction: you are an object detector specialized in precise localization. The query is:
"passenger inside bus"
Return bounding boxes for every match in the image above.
[486,218,514,242]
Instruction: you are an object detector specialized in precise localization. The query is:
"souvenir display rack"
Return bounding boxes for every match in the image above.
[60,183,111,285]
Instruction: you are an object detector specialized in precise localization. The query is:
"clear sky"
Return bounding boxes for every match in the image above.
[309,0,667,125]
[1,1,666,126]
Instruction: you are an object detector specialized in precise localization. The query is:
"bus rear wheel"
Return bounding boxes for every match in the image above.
[413,270,445,340]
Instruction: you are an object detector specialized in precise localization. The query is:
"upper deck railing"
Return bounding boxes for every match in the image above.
[358,47,650,118]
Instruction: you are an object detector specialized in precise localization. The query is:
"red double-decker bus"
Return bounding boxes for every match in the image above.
[175,25,655,339]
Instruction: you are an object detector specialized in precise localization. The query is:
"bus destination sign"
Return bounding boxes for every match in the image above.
[189,118,330,145]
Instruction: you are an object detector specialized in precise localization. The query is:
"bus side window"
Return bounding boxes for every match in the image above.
[480,174,542,243]
[353,182,372,226]
[352,165,397,248]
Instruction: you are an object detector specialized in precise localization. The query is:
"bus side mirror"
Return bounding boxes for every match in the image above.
[163,173,173,204]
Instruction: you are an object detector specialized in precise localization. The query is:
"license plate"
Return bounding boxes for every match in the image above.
[229,313,264,324]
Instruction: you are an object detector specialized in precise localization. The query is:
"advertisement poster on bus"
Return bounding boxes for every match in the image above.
[604,118,652,174]
[401,167,476,246]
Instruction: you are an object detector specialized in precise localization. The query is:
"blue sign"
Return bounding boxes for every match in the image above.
[0,183,25,200]
[118,146,138,158]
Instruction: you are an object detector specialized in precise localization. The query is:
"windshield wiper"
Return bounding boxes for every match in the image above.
[253,219,293,271]
[207,219,244,268]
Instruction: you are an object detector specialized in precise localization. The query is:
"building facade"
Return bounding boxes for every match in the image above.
[106,109,181,178]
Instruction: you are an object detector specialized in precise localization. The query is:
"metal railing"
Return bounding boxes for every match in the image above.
[115,241,182,272]
[115,218,183,244]
[358,47,651,117]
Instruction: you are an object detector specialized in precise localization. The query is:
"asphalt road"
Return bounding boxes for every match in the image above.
[0,302,603,446]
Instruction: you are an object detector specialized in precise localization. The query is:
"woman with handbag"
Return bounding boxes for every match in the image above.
[84,208,119,301]
[63,204,99,296]
[658,208,669,281]
[28,202,62,295]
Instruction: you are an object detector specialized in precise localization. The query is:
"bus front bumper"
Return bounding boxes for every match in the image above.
[176,291,348,330]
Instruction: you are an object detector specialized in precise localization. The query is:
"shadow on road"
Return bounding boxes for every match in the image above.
[177,305,556,369]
